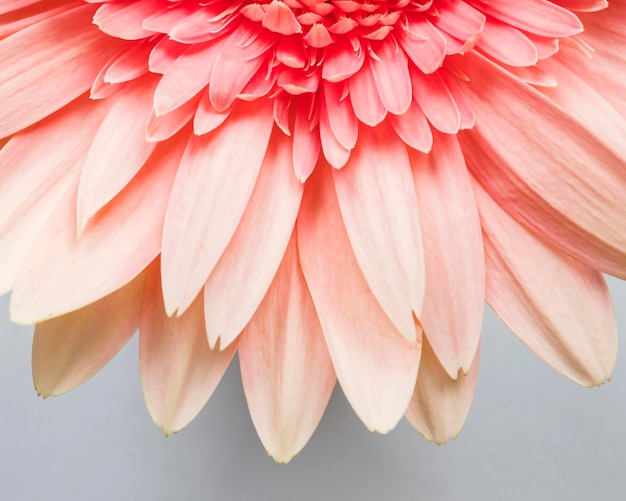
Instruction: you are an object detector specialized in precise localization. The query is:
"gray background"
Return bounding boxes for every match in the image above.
[1,278,626,501]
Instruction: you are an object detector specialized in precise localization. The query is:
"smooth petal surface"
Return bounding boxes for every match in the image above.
[298,166,421,433]
[333,123,424,343]
[10,132,187,323]
[0,97,109,294]
[0,4,121,137]
[77,75,158,232]
[239,235,336,464]
[161,100,274,316]
[405,338,480,444]
[140,262,236,435]
[203,131,303,349]
[411,132,484,378]
[32,270,145,396]
[458,52,626,280]
[474,182,617,387]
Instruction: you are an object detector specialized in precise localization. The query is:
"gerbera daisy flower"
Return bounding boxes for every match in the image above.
[1,0,624,463]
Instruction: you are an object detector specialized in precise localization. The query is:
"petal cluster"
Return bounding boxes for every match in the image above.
[0,0,624,462]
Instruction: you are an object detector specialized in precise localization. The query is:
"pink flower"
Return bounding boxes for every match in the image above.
[1,0,624,462]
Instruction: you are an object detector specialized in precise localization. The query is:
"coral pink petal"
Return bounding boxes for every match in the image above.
[476,20,538,67]
[203,131,304,349]
[458,52,626,280]
[292,97,321,182]
[161,100,274,316]
[0,97,109,294]
[469,0,583,37]
[140,263,236,436]
[398,16,446,74]
[369,38,412,115]
[348,60,387,127]
[388,98,432,153]
[319,96,350,168]
[147,93,201,142]
[323,81,357,150]
[474,182,617,387]
[77,75,158,232]
[322,37,364,82]
[333,123,424,344]
[239,235,335,464]
[410,132,484,378]
[153,40,223,116]
[10,133,187,323]
[405,338,480,444]
[0,4,122,137]
[410,66,460,134]
[298,167,421,433]
[32,271,146,397]
[93,0,154,40]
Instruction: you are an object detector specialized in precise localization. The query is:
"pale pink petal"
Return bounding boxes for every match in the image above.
[239,235,335,463]
[298,167,421,433]
[333,123,424,344]
[0,97,109,294]
[77,75,158,232]
[474,182,617,387]
[405,338,480,444]
[161,100,274,316]
[203,131,303,349]
[410,132,484,378]
[140,262,236,435]
[0,4,122,137]
[457,52,626,280]
[10,133,187,323]
[32,270,146,396]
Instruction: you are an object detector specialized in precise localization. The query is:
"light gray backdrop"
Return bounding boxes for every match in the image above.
[1,278,625,501]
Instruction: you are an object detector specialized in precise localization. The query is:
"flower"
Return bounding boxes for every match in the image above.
[1,0,625,463]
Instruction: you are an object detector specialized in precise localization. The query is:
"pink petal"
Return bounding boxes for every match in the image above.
[0,97,109,294]
[410,132,484,378]
[239,235,335,463]
[369,37,412,115]
[203,131,304,349]
[333,123,424,344]
[405,338,480,444]
[32,270,146,396]
[10,132,187,323]
[140,262,236,435]
[77,76,158,233]
[0,4,122,137]
[474,182,617,387]
[323,81,357,150]
[348,59,387,127]
[458,52,626,280]
[161,100,274,316]
[297,166,421,433]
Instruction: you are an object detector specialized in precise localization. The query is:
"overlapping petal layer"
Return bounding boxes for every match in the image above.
[1,0,625,461]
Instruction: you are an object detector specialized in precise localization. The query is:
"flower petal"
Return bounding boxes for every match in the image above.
[298,166,421,433]
[140,262,236,435]
[32,270,145,397]
[10,131,187,323]
[203,131,304,349]
[457,52,626,279]
[333,122,424,344]
[239,235,335,464]
[474,181,617,387]
[411,131,484,378]
[160,100,274,316]
[405,337,480,444]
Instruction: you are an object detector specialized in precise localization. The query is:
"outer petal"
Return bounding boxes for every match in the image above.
[0,4,122,137]
[161,100,274,316]
[410,132,484,378]
[405,338,480,444]
[333,123,424,343]
[457,52,626,279]
[140,262,236,435]
[239,235,336,464]
[77,75,158,232]
[0,97,109,294]
[474,182,617,387]
[10,131,187,323]
[297,166,421,433]
[203,131,304,349]
[32,270,146,397]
